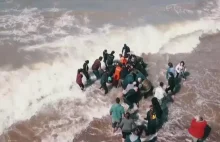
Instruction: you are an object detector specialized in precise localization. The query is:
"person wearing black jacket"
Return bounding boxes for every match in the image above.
[106,51,115,66]
[122,44,130,58]
[144,97,162,138]
[165,72,175,94]
[124,87,139,109]
[103,49,108,68]
[82,60,90,80]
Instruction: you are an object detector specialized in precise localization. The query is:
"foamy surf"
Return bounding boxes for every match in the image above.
[1,0,220,141]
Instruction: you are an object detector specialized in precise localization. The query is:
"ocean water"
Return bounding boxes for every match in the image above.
[0,0,220,142]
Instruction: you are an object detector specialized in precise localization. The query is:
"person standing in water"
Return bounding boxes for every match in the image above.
[154,82,167,105]
[100,70,108,94]
[144,98,162,141]
[113,63,122,87]
[76,69,84,90]
[82,60,90,81]
[110,97,125,133]
[92,56,103,79]
[188,116,207,142]
[106,51,115,66]
[103,49,108,68]
[119,112,136,142]
[165,72,176,94]
[166,62,175,80]
[122,44,130,58]
[175,61,186,80]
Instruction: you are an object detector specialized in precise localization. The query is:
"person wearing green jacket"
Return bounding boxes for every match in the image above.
[100,70,108,94]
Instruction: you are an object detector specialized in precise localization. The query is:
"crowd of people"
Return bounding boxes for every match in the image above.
[75,44,209,142]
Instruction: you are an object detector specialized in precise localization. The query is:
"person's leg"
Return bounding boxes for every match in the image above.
[93,70,99,79]
[85,71,90,80]
[78,84,84,90]
[165,86,171,93]
[181,71,186,80]
[103,83,108,94]
[176,72,179,79]
[191,136,198,142]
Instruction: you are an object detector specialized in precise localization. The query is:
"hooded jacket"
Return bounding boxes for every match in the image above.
[188,118,207,139]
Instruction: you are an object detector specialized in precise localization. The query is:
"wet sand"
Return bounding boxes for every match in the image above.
[1,33,220,142]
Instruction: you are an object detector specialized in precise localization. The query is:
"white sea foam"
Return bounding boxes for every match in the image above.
[1,1,220,141]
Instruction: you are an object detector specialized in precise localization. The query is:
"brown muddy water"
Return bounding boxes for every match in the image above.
[1,33,220,142]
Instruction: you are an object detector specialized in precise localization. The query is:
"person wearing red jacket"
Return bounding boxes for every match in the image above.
[76,69,84,90]
[188,116,207,142]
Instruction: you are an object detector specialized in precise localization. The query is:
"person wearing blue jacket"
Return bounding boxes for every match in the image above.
[166,62,175,80]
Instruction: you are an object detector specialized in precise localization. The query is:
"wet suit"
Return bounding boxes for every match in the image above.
[122,44,130,58]
[124,89,138,109]
[83,61,90,80]
[100,71,108,94]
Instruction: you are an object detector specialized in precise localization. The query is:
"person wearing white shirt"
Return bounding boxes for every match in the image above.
[154,82,167,105]
[175,61,186,80]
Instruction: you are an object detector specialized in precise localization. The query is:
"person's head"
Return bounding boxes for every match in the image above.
[138,78,142,82]
[104,49,107,53]
[168,62,173,68]
[118,62,122,67]
[124,44,127,47]
[111,51,115,55]
[85,60,89,64]
[99,56,103,61]
[134,87,138,92]
[169,72,174,78]
[119,54,122,58]
[78,68,83,74]
[124,112,130,119]
[116,97,120,104]
[180,61,185,66]
[159,82,164,87]
[132,128,140,135]
[151,97,160,107]
[198,116,204,121]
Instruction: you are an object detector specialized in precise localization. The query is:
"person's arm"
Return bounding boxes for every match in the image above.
[98,61,101,69]
[175,64,180,73]
[110,106,113,115]
[131,119,136,130]
[119,119,124,128]
[166,69,169,79]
